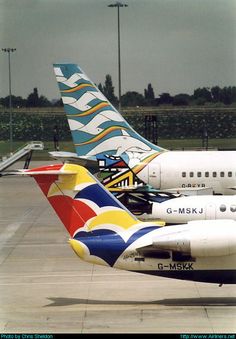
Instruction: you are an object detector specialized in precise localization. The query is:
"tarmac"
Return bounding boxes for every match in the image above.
[0,160,235,334]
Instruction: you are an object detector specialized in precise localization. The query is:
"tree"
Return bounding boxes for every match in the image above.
[52,98,63,107]
[193,87,212,102]
[172,94,190,106]
[144,83,155,105]
[157,92,173,105]
[99,75,118,107]
[231,87,236,102]
[26,87,39,107]
[98,83,103,93]
[0,95,26,108]
[38,95,52,107]
[211,86,221,102]
[221,87,232,105]
[121,91,145,107]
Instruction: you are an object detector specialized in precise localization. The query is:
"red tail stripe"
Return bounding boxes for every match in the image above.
[49,195,97,236]
[26,164,63,172]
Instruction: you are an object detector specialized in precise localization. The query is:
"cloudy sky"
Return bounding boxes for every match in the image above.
[1,0,236,100]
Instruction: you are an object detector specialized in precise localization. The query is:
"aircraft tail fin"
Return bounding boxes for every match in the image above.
[53,63,166,157]
[24,163,140,238]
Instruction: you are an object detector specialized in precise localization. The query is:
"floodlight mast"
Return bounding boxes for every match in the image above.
[2,48,16,153]
[108,2,128,111]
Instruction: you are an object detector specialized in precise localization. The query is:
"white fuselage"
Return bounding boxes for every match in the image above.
[136,151,236,195]
[75,220,236,284]
[115,220,236,284]
[143,195,236,223]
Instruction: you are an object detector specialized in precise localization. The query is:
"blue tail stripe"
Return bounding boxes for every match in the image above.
[74,183,121,208]
[74,226,159,266]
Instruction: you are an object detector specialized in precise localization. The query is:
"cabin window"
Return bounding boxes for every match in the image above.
[205,172,209,177]
[182,172,186,177]
[197,172,201,177]
[228,171,232,177]
[212,172,217,177]
[230,205,236,212]
[190,172,194,177]
[220,172,224,177]
[219,204,226,212]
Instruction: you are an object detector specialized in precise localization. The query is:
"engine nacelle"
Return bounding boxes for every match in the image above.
[153,219,236,257]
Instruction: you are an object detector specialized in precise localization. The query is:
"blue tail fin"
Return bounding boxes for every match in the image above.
[53,63,166,157]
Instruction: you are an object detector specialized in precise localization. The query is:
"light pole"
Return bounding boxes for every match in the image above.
[2,48,16,153]
[108,1,128,111]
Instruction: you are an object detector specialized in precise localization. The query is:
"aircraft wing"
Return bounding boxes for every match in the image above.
[161,186,213,195]
[108,184,162,193]
[227,186,236,191]
[48,151,98,169]
[110,185,214,195]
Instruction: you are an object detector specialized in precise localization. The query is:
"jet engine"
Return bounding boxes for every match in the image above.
[152,219,236,257]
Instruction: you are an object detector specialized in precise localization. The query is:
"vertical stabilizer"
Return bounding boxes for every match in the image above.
[26,163,141,238]
[53,63,166,157]
[24,163,163,267]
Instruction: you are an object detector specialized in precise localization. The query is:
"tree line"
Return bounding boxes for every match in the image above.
[1,76,236,108]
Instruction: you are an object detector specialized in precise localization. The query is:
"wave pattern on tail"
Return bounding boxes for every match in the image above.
[53,63,165,157]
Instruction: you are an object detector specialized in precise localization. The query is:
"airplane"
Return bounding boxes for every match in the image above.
[48,150,236,225]
[121,192,236,224]
[97,154,236,224]
[52,63,236,195]
[14,162,236,285]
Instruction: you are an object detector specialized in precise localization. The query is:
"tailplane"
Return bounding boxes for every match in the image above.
[53,63,166,157]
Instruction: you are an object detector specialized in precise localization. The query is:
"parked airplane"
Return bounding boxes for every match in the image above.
[16,163,236,285]
[52,63,236,195]
[97,154,236,224]
[54,64,236,194]
[120,192,236,224]
[49,150,236,224]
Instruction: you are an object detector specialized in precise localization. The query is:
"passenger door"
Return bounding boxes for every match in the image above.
[148,163,160,188]
[205,203,216,219]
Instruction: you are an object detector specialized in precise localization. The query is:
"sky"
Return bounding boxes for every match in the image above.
[0,0,236,100]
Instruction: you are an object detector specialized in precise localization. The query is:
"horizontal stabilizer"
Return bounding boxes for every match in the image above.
[163,186,214,196]
[49,151,98,169]
[5,164,76,176]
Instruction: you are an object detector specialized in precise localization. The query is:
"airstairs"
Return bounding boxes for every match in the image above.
[0,141,44,172]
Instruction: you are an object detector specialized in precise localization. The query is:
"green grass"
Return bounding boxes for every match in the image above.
[1,138,236,161]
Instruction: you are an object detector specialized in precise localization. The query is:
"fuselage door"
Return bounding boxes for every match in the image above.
[148,163,161,188]
[205,203,216,219]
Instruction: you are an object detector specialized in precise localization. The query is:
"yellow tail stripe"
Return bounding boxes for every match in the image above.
[61,83,94,93]
[87,210,138,230]
[75,126,128,146]
[132,152,160,174]
[67,102,110,117]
